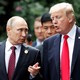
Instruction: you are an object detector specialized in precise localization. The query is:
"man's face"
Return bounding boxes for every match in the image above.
[7,20,28,45]
[51,9,72,34]
[43,21,56,38]
[34,21,44,41]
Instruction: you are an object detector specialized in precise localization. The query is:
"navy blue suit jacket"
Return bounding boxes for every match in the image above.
[36,44,43,63]
[0,41,42,80]
[42,26,80,80]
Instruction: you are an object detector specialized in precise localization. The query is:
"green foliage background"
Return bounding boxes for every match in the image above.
[0,0,80,41]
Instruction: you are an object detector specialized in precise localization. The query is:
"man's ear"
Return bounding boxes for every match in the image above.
[68,14,74,23]
[6,27,11,32]
[68,17,73,23]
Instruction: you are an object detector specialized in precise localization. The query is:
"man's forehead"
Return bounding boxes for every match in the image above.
[14,24,28,29]
[15,27,28,31]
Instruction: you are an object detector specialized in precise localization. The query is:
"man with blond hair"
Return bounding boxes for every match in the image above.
[42,2,80,80]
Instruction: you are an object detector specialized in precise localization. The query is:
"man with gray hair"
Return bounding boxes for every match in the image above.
[0,16,42,80]
[42,2,80,80]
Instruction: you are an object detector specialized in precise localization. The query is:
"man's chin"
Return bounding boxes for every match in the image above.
[20,40,25,43]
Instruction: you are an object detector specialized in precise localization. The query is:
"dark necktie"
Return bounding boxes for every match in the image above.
[61,35,70,80]
[8,46,16,80]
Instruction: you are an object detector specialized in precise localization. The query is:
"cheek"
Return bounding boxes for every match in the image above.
[59,19,65,25]
[9,32,14,38]
[9,33,17,41]
[44,31,48,37]
[52,30,55,33]
[35,31,39,34]
[59,19,67,27]
[13,33,20,39]
[44,33,46,38]
[43,30,47,33]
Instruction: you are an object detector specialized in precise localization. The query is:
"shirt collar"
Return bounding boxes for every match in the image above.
[36,39,43,45]
[62,24,76,40]
[67,24,76,40]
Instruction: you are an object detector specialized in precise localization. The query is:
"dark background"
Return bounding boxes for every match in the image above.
[0,0,80,41]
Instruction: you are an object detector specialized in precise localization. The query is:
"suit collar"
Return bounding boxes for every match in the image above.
[52,34,61,76]
[53,27,80,76]
[13,45,29,79]
[71,27,80,74]
[0,42,30,80]
[0,41,8,80]
[51,27,80,75]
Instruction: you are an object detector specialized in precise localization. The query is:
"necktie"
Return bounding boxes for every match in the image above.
[8,46,16,80]
[61,35,70,80]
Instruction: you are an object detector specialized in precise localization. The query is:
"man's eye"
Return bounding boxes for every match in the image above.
[25,29,28,32]
[17,29,22,32]
[56,16,61,19]
[44,27,48,30]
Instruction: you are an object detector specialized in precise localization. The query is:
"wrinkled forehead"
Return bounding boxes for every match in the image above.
[11,20,28,31]
[14,18,28,26]
[50,9,66,19]
[7,16,28,28]
[14,18,27,25]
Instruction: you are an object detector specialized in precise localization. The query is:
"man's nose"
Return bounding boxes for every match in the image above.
[22,31,26,37]
[52,18,58,25]
[48,28,52,34]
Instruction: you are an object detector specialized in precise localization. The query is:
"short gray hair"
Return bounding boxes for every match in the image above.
[6,16,27,27]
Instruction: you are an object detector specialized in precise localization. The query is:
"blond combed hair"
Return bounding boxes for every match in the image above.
[49,2,74,16]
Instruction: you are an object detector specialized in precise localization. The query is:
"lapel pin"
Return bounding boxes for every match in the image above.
[78,36,80,39]
[24,50,28,54]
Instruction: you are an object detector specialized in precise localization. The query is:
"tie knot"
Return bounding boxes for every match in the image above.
[11,46,16,50]
[63,35,69,40]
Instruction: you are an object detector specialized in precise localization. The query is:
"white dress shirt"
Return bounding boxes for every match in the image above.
[36,39,43,47]
[60,24,76,73]
[5,38,21,73]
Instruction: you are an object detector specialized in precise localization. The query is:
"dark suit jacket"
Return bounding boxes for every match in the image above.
[0,41,42,80]
[36,44,43,63]
[42,26,80,80]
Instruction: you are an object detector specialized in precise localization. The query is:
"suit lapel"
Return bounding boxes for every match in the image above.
[52,34,61,75]
[71,27,80,74]
[0,42,8,80]
[13,45,29,79]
